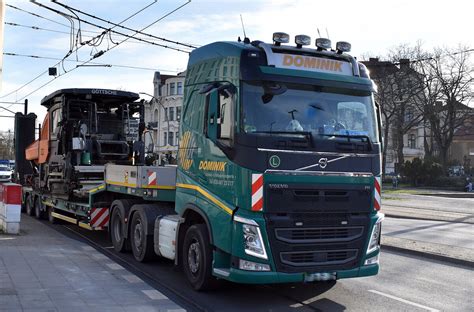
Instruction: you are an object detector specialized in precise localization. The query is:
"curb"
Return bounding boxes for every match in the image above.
[381,244,474,268]
[384,213,474,225]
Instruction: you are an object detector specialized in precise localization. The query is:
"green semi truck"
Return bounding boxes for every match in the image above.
[19,33,383,290]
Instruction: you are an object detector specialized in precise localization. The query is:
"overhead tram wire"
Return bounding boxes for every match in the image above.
[5,3,70,28]
[4,52,180,73]
[1,1,159,103]
[4,22,201,48]
[15,1,191,102]
[32,1,192,53]
[37,0,194,53]
[52,0,197,49]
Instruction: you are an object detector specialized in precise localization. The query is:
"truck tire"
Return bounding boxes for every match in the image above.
[111,208,129,253]
[25,196,35,216]
[130,212,155,262]
[182,224,218,291]
[34,197,46,220]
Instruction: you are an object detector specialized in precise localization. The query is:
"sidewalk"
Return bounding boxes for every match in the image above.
[380,190,474,265]
[0,215,185,312]
[382,217,474,266]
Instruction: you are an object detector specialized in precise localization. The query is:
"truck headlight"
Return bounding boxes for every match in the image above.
[234,215,268,260]
[367,214,384,254]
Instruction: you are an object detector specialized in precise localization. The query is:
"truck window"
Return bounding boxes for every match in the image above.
[219,93,232,140]
[51,108,62,137]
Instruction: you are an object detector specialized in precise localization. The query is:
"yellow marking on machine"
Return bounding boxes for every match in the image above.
[176,183,233,215]
[105,180,137,188]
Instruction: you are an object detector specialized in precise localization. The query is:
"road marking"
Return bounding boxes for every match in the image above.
[142,289,168,300]
[368,290,440,311]
[122,274,143,283]
[105,263,124,270]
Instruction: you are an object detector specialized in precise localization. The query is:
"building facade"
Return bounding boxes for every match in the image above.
[144,71,185,163]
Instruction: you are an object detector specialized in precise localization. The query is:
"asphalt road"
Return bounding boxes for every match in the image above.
[383,217,474,249]
[50,221,473,312]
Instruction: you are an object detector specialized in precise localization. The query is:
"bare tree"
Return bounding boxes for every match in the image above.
[413,46,474,170]
[0,130,15,159]
[364,44,425,173]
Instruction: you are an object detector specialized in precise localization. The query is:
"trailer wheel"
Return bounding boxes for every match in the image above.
[182,224,217,291]
[25,196,35,217]
[47,207,57,224]
[130,212,155,262]
[34,197,46,220]
[111,208,129,253]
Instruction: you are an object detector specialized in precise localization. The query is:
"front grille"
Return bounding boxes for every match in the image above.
[0,175,10,179]
[275,226,364,243]
[281,249,358,266]
[264,182,372,273]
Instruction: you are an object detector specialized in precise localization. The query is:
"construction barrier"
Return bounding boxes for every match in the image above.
[0,183,22,234]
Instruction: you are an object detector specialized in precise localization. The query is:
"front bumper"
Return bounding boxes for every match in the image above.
[219,261,379,284]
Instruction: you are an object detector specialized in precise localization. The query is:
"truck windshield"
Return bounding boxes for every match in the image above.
[241,82,379,143]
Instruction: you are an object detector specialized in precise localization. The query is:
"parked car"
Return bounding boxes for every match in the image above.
[0,165,13,182]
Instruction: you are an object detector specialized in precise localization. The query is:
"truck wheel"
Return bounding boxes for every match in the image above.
[25,196,35,216]
[34,197,45,220]
[182,224,218,291]
[130,212,155,262]
[111,208,129,253]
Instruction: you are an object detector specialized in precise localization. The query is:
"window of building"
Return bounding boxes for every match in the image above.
[170,82,176,95]
[169,107,175,121]
[177,82,183,95]
[408,134,416,149]
[176,106,181,121]
[164,108,168,121]
[168,132,174,146]
[163,132,167,146]
[405,109,413,122]
[153,109,159,123]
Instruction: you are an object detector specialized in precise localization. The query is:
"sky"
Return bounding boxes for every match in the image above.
[0,0,472,131]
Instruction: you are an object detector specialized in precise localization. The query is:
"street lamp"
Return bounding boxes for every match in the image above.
[139,92,171,151]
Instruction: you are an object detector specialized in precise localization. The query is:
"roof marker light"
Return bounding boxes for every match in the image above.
[315,38,331,50]
[336,41,351,53]
[273,32,289,46]
[295,35,311,48]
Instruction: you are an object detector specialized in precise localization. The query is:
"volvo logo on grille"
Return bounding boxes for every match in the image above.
[318,157,328,169]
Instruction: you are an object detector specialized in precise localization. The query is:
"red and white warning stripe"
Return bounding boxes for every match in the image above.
[374,176,381,211]
[251,173,264,211]
[90,207,110,228]
[148,171,157,186]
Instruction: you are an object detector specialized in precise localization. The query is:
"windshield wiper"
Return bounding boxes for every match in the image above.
[319,134,373,151]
